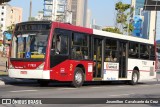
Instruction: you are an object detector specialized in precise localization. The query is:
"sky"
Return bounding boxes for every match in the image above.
[8,0,160,40]
[8,0,131,27]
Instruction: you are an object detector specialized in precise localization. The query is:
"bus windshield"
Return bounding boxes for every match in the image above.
[11,31,49,59]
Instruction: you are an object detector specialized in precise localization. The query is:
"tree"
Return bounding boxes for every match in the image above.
[103,2,134,35]
[115,2,134,35]
[102,27,122,34]
[6,24,15,34]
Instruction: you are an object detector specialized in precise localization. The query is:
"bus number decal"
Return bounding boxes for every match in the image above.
[70,64,73,71]
[88,63,93,72]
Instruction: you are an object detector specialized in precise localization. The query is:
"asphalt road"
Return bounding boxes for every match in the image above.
[0,81,160,107]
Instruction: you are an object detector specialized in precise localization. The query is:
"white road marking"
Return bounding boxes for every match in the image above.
[117,86,125,87]
[139,85,150,87]
[57,88,76,90]
[91,87,105,89]
[10,90,38,93]
[152,84,160,86]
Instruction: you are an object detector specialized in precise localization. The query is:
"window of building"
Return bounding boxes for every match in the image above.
[72,33,89,60]
[105,39,118,62]
[1,12,4,15]
[11,9,13,13]
[129,42,139,58]
[2,6,4,9]
[1,18,3,21]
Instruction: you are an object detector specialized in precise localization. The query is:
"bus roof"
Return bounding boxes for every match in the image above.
[52,21,154,45]
[93,29,154,45]
[15,21,154,45]
[16,21,52,25]
[52,22,93,34]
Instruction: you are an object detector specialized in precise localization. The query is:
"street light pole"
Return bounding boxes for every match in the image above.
[29,0,32,21]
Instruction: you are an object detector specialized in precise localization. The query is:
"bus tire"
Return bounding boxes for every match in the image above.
[72,67,84,88]
[38,80,50,87]
[129,70,139,85]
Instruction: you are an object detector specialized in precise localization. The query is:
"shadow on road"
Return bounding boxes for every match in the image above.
[5,80,154,88]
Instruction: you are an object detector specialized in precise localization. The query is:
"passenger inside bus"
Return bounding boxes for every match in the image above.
[105,51,117,62]
[56,35,61,54]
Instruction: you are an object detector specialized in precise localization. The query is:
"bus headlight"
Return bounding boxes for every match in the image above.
[36,63,45,70]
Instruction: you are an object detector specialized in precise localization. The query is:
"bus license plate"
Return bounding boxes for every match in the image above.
[20,71,27,74]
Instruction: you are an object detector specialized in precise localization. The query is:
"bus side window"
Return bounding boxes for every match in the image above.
[71,32,89,60]
[55,34,68,55]
[105,39,117,62]
[150,45,155,60]
[140,44,149,59]
[129,42,139,58]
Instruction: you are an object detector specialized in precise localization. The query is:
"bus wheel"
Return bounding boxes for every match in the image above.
[129,70,139,85]
[38,80,50,87]
[72,67,84,88]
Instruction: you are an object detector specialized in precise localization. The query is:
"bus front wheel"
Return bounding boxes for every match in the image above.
[72,67,84,88]
[129,70,139,85]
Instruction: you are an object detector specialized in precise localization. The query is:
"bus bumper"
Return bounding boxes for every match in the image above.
[8,69,50,79]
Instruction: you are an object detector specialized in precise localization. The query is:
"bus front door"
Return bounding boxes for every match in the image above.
[93,38,103,79]
[119,42,127,78]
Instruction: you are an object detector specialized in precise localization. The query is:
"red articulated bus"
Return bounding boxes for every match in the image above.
[8,21,156,87]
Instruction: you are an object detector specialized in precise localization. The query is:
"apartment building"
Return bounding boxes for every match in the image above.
[43,0,89,27]
[67,0,88,27]
[0,3,22,39]
[43,0,66,22]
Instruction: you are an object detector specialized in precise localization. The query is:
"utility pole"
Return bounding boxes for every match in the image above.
[29,0,32,21]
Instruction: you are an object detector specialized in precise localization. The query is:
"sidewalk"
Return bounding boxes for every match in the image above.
[0,56,37,85]
[0,75,37,85]
[0,56,7,72]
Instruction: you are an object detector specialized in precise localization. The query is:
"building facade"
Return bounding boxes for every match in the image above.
[43,0,66,22]
[67,0,88,27]
[0,0,10,5]
[131,0,156,40]
[35,11,44,21]
[43,0,89,27]
[0,3,22,40]
[132,0,145,16]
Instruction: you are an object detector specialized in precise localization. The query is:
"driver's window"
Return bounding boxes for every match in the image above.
[51,35,56,55]
[51,29,68,55]
[56,34,68,55]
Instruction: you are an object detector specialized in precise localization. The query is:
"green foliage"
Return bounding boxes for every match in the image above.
[115,2,130,13]
[115,2,134,35]
[7,24,15,34]
[124,23,134,33]
[103,1,134,35]
[29,17,36,21]
[102,27,122,34]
